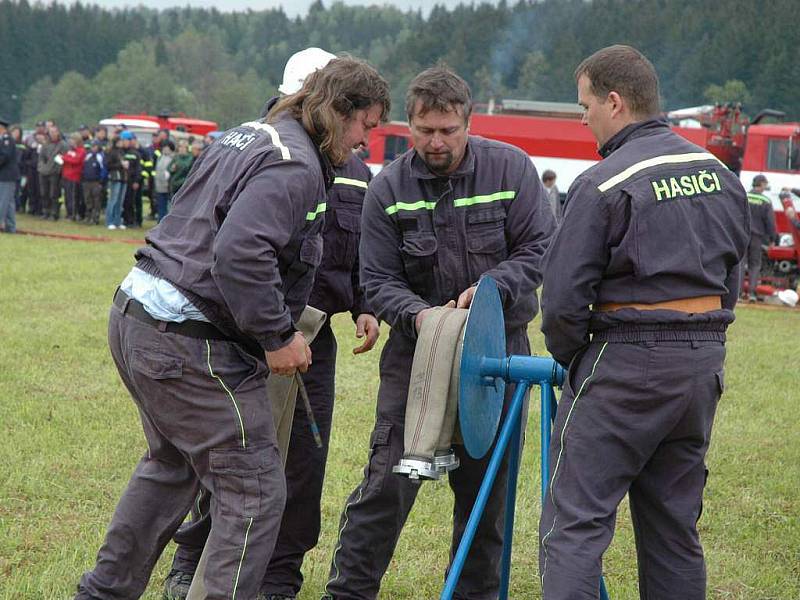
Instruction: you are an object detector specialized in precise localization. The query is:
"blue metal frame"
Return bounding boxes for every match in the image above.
[441,279,610,599]
[441,380,530,600]
[440,361,610,599]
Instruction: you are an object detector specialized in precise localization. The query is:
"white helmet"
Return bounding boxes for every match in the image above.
[278,47,337,95]
[777,289,799,307]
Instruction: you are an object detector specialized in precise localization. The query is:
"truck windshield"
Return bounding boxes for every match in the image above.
[767,136,800,172]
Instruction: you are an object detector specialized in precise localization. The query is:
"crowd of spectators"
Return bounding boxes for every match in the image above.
[4,119,208,232]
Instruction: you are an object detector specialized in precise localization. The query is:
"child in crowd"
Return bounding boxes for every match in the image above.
[154,140,175,223]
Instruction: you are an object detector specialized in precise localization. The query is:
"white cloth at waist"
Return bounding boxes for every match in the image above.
[120,267,210,323]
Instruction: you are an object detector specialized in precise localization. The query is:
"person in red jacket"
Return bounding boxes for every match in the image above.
[62,133,86,221]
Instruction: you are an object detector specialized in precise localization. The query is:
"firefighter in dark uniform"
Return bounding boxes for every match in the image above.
[121,135,142,227]
[260,156,379,600]
[0,116,19,233]
[743,174,776,301]
[139,143,155,221]
[322,66,555,600]
[162,49,382,600]
[539,45,749,600]
[73,56,390,600]
[165,155,380,600]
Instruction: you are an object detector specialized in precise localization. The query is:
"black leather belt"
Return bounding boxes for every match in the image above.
[112,288,230,340]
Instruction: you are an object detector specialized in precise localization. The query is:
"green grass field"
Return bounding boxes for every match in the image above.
[1,214,799,599]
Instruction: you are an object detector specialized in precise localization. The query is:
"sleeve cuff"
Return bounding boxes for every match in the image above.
[404,301,431,340]
[259,326,297,352]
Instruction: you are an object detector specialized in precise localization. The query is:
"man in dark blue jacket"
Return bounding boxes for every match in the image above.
[74,57,390,600]
[162,49,383,600]
[0,117,19,233]
[323,65,555,600]
[743,174,777,300]
[81,140,105,225]
[539,45,749,600]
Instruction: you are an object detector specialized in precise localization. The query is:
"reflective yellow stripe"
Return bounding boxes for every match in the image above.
[240,120,291,160]
[385,190,515,215]
[306,202,327,220]
[231,517,254,600]
[747,192,770,204]
[453,190,515,207]
[385,200,437,215]
[597,152,723,193]
[333,176,368,189]
[206,340,246,448]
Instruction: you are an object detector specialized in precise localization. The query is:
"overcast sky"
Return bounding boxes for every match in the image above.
[74,0,488,16]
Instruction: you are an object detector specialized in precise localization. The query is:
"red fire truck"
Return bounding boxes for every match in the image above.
[365,100,800,291]
[98,112,219,147]
[365,100,800,232]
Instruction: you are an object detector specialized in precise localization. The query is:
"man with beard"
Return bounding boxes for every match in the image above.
[322,65,554,600]
[73,56,390,600]
[163,48,383,600]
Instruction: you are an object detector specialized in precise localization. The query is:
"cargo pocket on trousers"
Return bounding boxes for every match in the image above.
[715,370,725,396]
[209,444,281,518]
[131,348,183,380]
[400,234,437,292]
[365,420,393,495]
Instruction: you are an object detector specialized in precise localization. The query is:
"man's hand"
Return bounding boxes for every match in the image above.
[132,182,140,190]
[415,300,456,333]
[456,285,477,309]
[266,332,311,377]
[353,313,380,355]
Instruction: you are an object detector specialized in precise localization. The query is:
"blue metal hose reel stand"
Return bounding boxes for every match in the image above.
[441,277,610,600]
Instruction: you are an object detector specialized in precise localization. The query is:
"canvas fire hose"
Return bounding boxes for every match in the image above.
[395,277,611,600]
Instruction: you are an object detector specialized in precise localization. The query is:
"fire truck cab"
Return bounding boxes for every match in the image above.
[739,123,800,231]
[366,101,799,232]
[99,112,219,147]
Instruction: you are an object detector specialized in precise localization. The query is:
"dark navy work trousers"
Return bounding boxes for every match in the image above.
[539,340,725,600]
[76,296,286,600]
[171,320,338,597]
[323,330,530,600]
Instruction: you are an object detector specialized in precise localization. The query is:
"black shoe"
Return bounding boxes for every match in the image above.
[163,569,194,600]
[258,594,296,600]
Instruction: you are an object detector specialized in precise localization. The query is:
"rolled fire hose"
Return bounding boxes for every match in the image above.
[268,305,327,465]
[392,306,468,481]
[185,304,327,600]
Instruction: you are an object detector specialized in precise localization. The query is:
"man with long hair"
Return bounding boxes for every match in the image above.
[74,56,390,600]
[163,48,383,600]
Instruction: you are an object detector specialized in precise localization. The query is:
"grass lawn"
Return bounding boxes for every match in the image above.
[1,215,798,599]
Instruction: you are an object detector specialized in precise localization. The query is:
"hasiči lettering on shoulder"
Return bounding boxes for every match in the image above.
[651,169,723,201]
[219,130,258,151]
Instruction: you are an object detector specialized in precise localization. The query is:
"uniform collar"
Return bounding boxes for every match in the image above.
[408,137,476,181]
[270,109,335,190]
[317,147,335,191]
[598,117,669,158]
[261,95,279,119]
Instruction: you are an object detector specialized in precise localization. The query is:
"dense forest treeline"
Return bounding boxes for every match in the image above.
[1,0,797,130]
